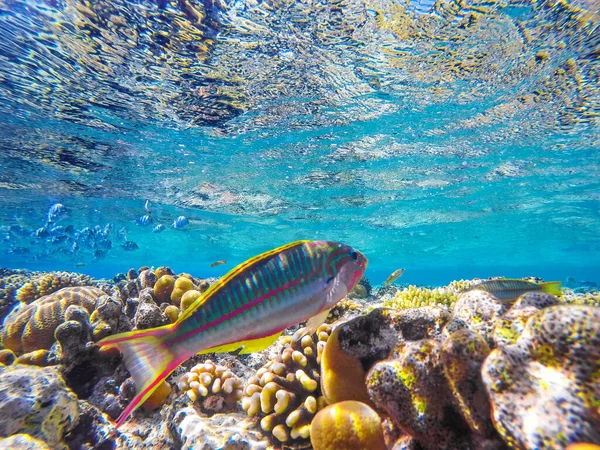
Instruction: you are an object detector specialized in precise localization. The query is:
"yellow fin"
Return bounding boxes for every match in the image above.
[197,331,282,356]
[541,281,562,296]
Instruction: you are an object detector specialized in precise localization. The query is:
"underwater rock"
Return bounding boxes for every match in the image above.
[310,400,386,450]
[175,409,269,450]
[241,325,331,444]
[0,434,51,450]
[1,286,104,355]
[138,269,157,290]
[0,365,78,450]
[134,300,168,330]
[177,360,243,413]
[482,305,600,448]
[367,340,470,450]
[444,290,509,346]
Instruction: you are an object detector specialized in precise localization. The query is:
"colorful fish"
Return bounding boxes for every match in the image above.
[383,268,405,286]
[97,240,367,430]
[467,278,562,302]
[210,260,226,267]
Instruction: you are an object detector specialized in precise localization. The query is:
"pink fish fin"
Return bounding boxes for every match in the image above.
[197,331,282,356]
[97,325,189,430]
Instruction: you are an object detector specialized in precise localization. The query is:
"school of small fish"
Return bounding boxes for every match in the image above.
[1,202,190,265]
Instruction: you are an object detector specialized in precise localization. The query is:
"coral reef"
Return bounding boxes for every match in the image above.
[15,272,97,304]
[1,286,105,355]
[0,434,52,450]
[175,410,270,450]
[320,325,372,406]
[482,305,600,448]
[310,400,386,450]
[241,324,331,444]
[0,365,79,450]
[383,285,458,309]
[177,360,243,413]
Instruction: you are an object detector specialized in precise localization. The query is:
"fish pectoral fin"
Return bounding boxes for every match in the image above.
[305,308,330,336]
[198,331,283,356]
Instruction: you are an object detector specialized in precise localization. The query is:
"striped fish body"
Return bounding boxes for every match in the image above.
[98,240,367,430]
[468,279,562,302]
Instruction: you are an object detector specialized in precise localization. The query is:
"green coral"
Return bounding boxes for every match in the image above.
[383,285,458,309]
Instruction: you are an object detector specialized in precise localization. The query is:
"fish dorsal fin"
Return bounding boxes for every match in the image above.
[178,240,310,323]
[197,331,282,356]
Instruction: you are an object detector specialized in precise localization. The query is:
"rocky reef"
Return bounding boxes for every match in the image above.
[0,269,599,449]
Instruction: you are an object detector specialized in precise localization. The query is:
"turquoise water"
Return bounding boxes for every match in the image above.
[0,0,599,286]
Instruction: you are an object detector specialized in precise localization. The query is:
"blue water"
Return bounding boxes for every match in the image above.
[0,0,599,286]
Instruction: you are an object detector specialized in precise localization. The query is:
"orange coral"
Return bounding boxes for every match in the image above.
[310,401,386,450]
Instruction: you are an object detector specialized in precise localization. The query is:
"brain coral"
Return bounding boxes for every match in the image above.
[15,271,97,304]
[1,286,104,354]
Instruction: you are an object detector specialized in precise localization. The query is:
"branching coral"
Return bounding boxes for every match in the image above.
[241,324,331,444]
[177,360,243,412]
[383,285,458,310]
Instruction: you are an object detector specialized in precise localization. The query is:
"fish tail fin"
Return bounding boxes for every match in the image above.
[541,281,562,296]
[97,325,188,430]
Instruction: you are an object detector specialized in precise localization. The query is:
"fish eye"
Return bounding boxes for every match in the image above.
[350,250,358,260]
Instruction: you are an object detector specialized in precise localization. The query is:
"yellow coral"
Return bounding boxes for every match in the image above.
[320,326,372,407]
[153,275,175,303]
[241,324,331,443]
[171,277,195,306]
[310,401,386,450]
[1,287,103,354]
[383,285,457,309]
[177,360,243,411]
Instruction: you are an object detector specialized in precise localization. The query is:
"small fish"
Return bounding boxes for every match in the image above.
[121,241,139,251]
[117,227,128,241]
[210,260,226,267]
[35,227,49,238]
[93,249,105,260]
[103,223,112,237]
[172,216,189,229]
[144,200,151,214]
[384,268,405,286]
[98,239,112,250]
[49,225,65,236]
[467,279,562,303]
[97,240,367,430]
[47,203,66,223]
[152,224,165,233]
[51,235,68,245]
[71,241,79,253]
[10,247,30,255]
[136,215,153,227]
